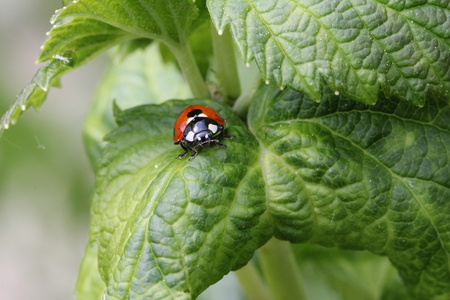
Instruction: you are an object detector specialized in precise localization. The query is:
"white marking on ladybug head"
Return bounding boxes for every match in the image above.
[208,124,218,133]
[185,131,195,142]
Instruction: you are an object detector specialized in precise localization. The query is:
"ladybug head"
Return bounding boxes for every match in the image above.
[194,131,212,147]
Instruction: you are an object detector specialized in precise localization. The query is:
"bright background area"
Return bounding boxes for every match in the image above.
[0,0,104,299]
[0,1,242,299]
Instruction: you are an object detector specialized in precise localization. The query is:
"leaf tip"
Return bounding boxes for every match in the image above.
[112,100,123,118]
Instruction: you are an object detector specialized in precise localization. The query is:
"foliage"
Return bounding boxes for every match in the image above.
[1,0,449,299]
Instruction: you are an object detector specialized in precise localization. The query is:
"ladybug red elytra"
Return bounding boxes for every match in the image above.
[173,105,233,160]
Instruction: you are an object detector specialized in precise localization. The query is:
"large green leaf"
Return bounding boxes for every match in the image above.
[85,100,271,299]
[0,0,206,135]
[208,0,450,105]
[248,83,450,299]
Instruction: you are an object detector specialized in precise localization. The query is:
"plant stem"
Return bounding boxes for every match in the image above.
[211,24,241,105]
[258,238,307,300]
[234,261,272,300]
[169,42,209,99]
[232,76,262,119]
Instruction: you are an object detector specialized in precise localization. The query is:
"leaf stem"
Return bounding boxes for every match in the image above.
[232,76,262,119]
[258,238,307,300]
[211,24,241,105]
[169,42,209,98]
[234,261,272,300]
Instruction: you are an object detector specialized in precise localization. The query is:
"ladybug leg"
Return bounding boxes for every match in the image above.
[188,148,199,160]
[210,138,227,148]
[212,127,235,148]
[222,135,235,140]
[217,126,235,141]
[177,140,197,159]
[176,146,189,159]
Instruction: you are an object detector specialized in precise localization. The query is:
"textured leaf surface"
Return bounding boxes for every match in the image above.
[89,100,271,299]
[248,83,450,299]
[51,0,202,47]
[208,0,450,105]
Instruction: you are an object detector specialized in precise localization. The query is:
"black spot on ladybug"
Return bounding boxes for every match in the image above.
[187,109,203,118]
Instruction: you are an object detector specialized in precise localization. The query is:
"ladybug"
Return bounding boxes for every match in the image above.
[173,105,233,160]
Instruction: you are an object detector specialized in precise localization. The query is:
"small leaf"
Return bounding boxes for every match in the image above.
[2,0,206,135]
[89,100,271,299]
[248,83,450,298]
[38,17,133,65]
[208,0,450,105]
[0,59,71,134]
[75,244,106,300]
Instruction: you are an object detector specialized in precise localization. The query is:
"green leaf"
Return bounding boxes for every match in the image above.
[0,59,71,134]
[208,0,450,105]
[1,0,208,135]
[248,83,450,299]
[76,244,106,300]
[82,43,191,168]
[49,0,209,98]
[37,17,133,65]
[292,244,412,300]
[87,100,271,299]
[50,0,202,47]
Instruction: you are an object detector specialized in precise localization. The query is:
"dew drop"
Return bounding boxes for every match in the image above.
[334,91,340,96]
[20,104,26,111]
[4,123,9,129]
[265,80,270,85]
[218,29,223,36]
[245,62,250,68]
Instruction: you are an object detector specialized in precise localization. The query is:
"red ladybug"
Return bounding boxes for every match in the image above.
[173,105,233,160]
